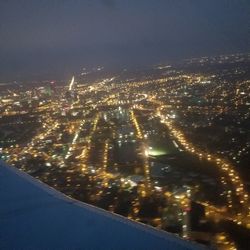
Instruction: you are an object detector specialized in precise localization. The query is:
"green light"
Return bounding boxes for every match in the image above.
[148,148,167,156]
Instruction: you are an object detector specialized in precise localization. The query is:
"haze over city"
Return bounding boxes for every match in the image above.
[0,0,249,80]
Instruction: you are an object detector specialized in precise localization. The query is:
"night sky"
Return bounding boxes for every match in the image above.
[0,0,249,80]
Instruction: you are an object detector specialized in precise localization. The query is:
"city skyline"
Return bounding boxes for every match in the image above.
[1,52,250,249]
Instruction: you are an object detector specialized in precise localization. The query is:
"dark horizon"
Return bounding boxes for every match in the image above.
[0,0,249,81]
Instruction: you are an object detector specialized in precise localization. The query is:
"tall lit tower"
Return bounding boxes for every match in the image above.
[65,76,77,102]
[69,76,75,91]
